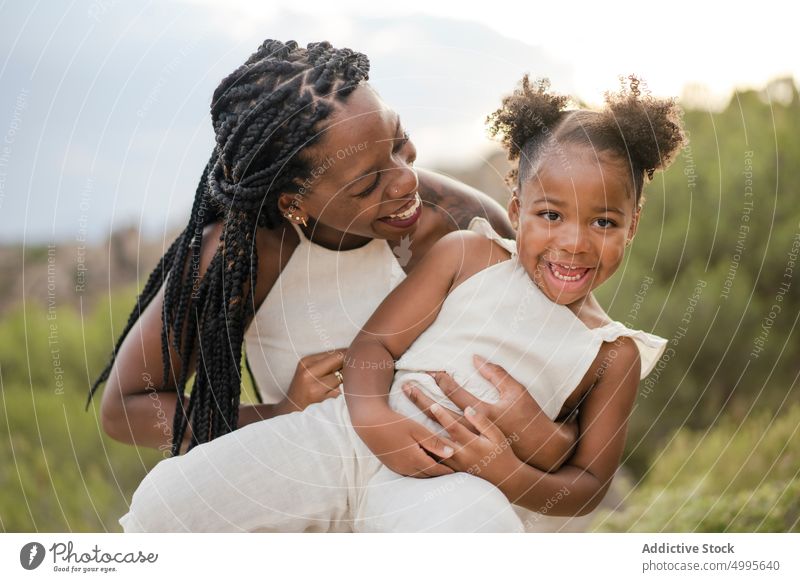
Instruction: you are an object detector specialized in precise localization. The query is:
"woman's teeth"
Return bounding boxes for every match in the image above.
[548,262,589,282]
[387,194,420,220]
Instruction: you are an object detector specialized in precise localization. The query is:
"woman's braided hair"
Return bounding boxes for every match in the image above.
[487,75,686,201]
[87,40,370,455]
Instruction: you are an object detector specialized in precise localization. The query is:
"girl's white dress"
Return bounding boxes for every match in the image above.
[119,218,667,532]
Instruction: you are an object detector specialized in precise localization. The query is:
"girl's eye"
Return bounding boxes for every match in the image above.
[594,218,617,228]
[538,211,560,222]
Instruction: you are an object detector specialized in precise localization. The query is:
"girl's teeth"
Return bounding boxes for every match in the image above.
[549,262,587,282]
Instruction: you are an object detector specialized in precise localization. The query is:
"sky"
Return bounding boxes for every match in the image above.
[188,0,798,103]
[0,0,794,244]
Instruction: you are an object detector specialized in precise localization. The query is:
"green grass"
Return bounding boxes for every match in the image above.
[592,404,800,532]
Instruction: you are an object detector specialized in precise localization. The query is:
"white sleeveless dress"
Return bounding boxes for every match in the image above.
[243,221,406,404]
[120,218,667,533]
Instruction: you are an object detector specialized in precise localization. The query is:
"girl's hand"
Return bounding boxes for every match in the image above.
[352,406,457,478]
[427,403,522,487]
[402,383,479,435]
[415,355,578,471]
[281,349,347,413]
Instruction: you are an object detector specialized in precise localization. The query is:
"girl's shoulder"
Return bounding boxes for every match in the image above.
[431,227,513,294]
[434,226,511,255]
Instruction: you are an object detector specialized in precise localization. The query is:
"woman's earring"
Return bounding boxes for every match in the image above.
[284,212,308,228]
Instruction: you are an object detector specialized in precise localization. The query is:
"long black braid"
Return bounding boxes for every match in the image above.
[87,40,370,455]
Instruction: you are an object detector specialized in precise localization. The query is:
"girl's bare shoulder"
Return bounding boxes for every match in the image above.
[431,229,513,293]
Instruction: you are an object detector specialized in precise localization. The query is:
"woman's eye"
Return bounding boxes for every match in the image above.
[394,130,410,152]
[354,174,381,198]
[539,211,560,221]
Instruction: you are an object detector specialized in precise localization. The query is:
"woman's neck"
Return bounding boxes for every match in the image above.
[301,218,373,251]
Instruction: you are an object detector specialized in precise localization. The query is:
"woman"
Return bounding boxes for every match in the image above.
[92,39,583,531]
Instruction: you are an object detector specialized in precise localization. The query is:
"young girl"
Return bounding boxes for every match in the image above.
[120,75,685,532]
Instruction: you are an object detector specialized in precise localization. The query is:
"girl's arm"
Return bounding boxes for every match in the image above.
[430,337,642,516]
[345,231,493,477]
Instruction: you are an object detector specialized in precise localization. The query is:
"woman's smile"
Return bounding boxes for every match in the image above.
[377,193,422,228]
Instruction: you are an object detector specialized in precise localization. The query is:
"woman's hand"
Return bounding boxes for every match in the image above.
[427,403,523,487]
[408,355,578,471]
[351,405,457,478]
[281,349,348,413]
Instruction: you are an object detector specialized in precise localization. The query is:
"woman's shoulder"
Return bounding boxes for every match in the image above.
[200,220,297,312]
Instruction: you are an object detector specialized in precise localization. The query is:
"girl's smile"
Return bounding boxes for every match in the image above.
[542,260,593,289]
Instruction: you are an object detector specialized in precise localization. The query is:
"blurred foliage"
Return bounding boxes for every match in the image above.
[1,79,798,532]
[1,288,159,531]
[594,78,800,474]
[0,287,258,532]
[591,404,800,532]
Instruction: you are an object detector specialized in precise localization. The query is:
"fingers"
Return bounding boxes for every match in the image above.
[427,403,476,444]
[302,349,346,377]
[436,456,460,472]
[427,370,482,411]
[473,355,513,393]
[299,348,344,366]
[415,458,455,478]
[463,406,505,444]
[319,371,343,391]
[417,448,455,477]
[323,387,342,401]
[402,383,438,421]
[403,383,477,434]
[402,445,455,478]
[415,427,457,461]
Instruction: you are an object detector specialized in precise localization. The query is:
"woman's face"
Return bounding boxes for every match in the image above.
[509,144,640,306]
[280,84,421,246]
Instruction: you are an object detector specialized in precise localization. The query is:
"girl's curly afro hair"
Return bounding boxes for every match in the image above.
[487,75,686,202]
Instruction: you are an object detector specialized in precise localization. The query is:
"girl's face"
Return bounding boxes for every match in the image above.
[509,143,640,306]
[278,84,420,247]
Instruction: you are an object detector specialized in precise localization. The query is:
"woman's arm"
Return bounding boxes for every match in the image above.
[430,337,642,516]
[100,222,224,452]
[99,222,325,452]
[417,168,515,238]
